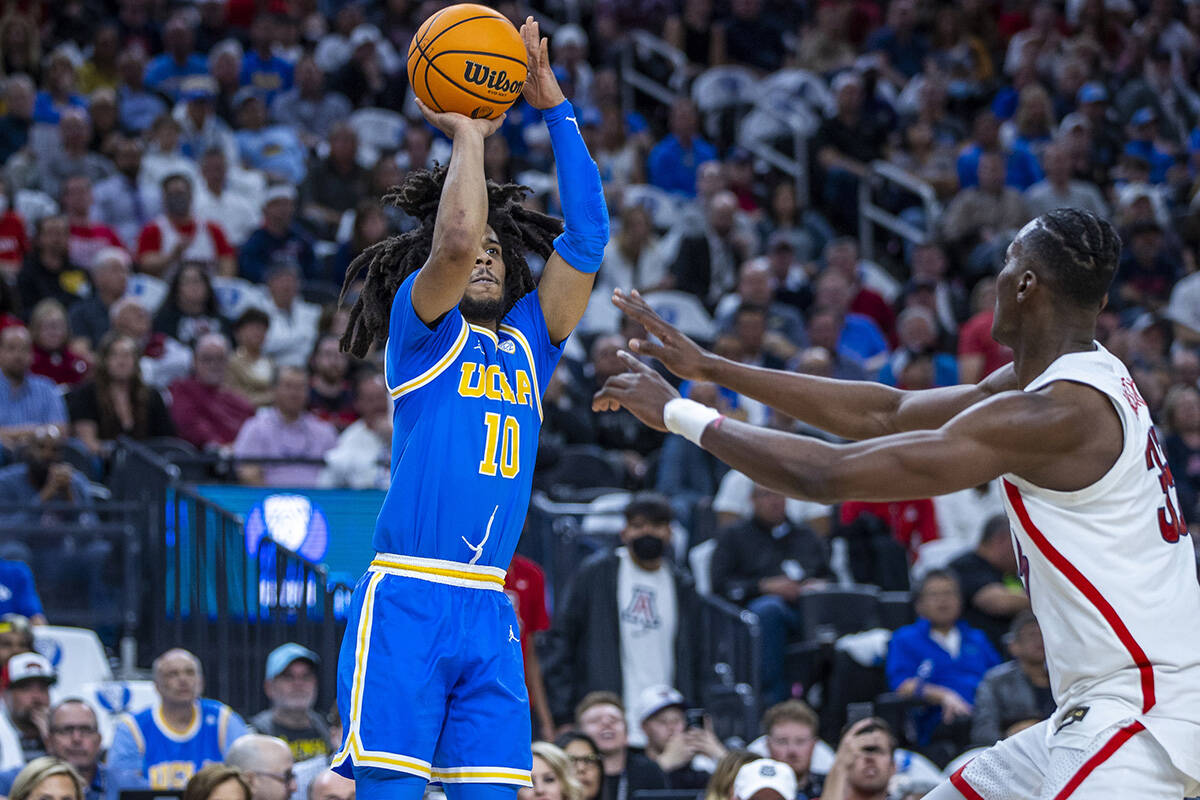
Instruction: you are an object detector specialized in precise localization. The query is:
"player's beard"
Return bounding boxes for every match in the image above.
[459,294,504,325]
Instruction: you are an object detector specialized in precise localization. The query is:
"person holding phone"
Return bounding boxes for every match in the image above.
[635,687,726,790]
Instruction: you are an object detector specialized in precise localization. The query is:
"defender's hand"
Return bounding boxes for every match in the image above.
[613,289,717,382]
[520,17,567,110]
[592,351,679,432]
[415,98,505,139]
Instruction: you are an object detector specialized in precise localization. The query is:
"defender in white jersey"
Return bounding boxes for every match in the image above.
[592,208,1200,799]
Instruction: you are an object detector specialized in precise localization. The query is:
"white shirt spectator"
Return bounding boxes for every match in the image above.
[713,470,830,527]
[319,419,391,490]
[263,299,320,368]
[195,184,262,247]
[617,547,677,747]
[932,480,1005,546]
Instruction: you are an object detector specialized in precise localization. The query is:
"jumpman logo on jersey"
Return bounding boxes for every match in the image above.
[508,625,519,643]
[462,505,499,565]
[474,341,486,356]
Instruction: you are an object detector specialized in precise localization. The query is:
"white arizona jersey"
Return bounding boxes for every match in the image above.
[1001,343,1200,780]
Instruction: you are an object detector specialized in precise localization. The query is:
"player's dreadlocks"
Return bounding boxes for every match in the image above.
[338,165,563,358]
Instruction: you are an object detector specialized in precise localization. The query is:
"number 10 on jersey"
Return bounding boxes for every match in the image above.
[479,413,520,478]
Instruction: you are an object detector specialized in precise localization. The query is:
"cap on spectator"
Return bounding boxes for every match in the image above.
[233,86,265,109]
[1077,82,1108,104]
[181,76,217,102]
[5,653,57,688]
[553,24,588,51]
[1059,112,1090,134]
[637,685,685,724]
[1130,106,1157,126]
[263,184,298,206]
[265,642,319,681]
[733,759,797,800]
[350,24,382,49]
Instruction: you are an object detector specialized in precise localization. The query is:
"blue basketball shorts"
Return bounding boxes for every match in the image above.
[332,553,532,787]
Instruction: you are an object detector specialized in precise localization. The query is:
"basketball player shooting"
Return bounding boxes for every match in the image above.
[594,209,1200,799]
[330,18,608,800]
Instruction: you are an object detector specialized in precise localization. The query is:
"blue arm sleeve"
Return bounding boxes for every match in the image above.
[14,563,42,618]
[105,719,148,800]
[542,101,609,273]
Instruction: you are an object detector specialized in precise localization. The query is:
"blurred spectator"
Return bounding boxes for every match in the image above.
[305,771,352,800]
[0,177,30,278]
[793,2,855,75]
[234,92,307,186]
[0,652,55,767]
[240,187,317,284]
[37,109,114,199]
[957,278,1012,383]
[636,686,724,790]
[270,56,352,150]
[6,758,85,800]
[318,370,391,489]
[208,40,244,126]
[543,495,701,730]
[67,331,175,455]
[594,202,669,297]
[957,110,1043,191]
[291,706,343,800]
[108,298,193,389]
[226,309,274,407]
[731,758,796,800]
[822,237,898,341]
[573,694,667,800]
[140,115,197,194]
[330,26,403,110]
[556,732,603,800]
[260,263,320,368]
[1114,220,1179,312]
[1121,107,1176,186]
[306,334,355,430]
[505,554,554,742]
[583,335,664,482]
[756,182,834,266]
[240,15,294,106]
[887,570,1001,764]
[136,173,237,279]
[0,14,40,83]
[0,75,35,166]
[67,248,127,354]
[939,151,1033,276]
[181,765,250,800]
[78,24,121,94]
[1023,141,1109,219]
[154,266,229,348]
[811,271,888,373]
[712,485,831,705]
[1115,49,1197,144]
[61,175,122,271]
[655,381,729,524]
[116,47,167,135]
[299,124,368,241]
[552,25,594,110]
[33,49,86,126]
[647,99,717,197]
[194,148,260,248]
[145,16,208,102]
[671,192,751,308]
[866,0,928,83]
[0,700,103,800]
[91,137,158,251]
[177,78,236,165]
[169,333,254,451]
[761,700,825,799]
[814,73,888,233]
[0,327,69,452]
[877,308,957,388]
[817,718,896,800]
[0,557,44,621]
[1163,385,1200,522]
[948,514,1030,652]
[329,202,387,288]
[725,0,785,73]
[233,366,337,487]
[908,244,967,336]
[18,216,92,312]
[107,649,247,793]
[970,612,1054,746]
[223,735,296,800]
[27,300,88,386]
[714,262,806,347]
[249,644,328,763]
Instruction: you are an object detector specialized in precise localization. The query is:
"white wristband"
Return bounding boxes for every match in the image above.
[664,398,721,446]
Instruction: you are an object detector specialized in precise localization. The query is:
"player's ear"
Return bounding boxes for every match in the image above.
[1016,270,1037,301]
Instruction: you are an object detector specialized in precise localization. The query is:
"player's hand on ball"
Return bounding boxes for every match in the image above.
[519,17,566,110]
[592,351,679,432]
[613,289,716,382]
[415,97,506,139]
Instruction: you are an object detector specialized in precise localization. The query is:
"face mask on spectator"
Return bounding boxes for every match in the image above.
[630,534,665,561]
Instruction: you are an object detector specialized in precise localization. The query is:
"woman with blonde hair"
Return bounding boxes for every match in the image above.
[702,750,759,800]
[7,757,85,800]
[519,742,584,800]
[182,764,252,800]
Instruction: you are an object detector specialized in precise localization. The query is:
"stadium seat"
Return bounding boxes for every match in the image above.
[545,445,624,496]
[126,273,169,314]
[302,280,342,307]
[691,65,758,134]
[796,586,882,640]
[211,276,270,319]
[36,625,112,700]
[879,590,915,630]
[759,69,835,117]
[688,538,717,596]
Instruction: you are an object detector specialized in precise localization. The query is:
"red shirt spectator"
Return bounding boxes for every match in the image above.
[840,499,939,559]
[137,217,234,268]
[958,309,1013,383]
[68,221,123,270]
[31,345,89,385]
[505,553,553,739]
[0,209,30,274]
[169,333,255,449]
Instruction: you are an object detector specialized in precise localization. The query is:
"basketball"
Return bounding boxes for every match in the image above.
[407,4,528,120]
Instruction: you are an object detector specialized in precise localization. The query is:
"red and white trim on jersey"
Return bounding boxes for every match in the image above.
[1003,480,1157,713]
[949,762,985,800]
[1054,721,1145,799]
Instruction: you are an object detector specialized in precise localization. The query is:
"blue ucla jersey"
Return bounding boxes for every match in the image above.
[120,699,236,789]
[377,273,563,568]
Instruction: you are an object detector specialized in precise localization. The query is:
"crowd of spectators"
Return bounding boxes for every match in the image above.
[1,0,1199,798]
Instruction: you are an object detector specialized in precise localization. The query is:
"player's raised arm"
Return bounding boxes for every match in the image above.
[593,352,1114,504]
[409,100,506,325]
[612,288,1017,440]
[520,17,610,344]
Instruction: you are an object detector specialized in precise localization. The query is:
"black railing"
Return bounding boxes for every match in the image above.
[110,439,350,714]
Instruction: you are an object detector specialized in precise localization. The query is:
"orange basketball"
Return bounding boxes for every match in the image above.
[407,4,528,120]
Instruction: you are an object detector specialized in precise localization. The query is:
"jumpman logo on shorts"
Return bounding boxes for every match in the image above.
[508,626,519,643]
